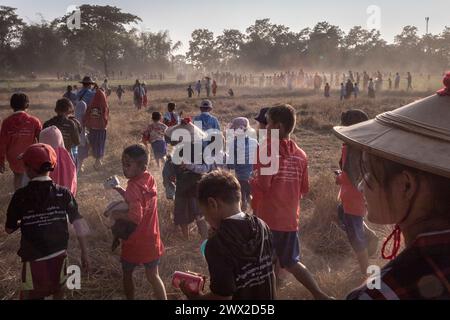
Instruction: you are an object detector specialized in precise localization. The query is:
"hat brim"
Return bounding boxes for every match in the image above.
[333,120,450,179]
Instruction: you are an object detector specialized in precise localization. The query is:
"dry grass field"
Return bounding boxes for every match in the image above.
[0,80,440,300]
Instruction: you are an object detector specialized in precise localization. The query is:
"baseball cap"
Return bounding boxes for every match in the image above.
[18,143,57,173]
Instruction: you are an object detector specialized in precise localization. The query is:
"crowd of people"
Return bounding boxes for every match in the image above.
[1,71,449,301]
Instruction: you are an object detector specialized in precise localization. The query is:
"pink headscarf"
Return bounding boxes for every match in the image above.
[39,126,77,196]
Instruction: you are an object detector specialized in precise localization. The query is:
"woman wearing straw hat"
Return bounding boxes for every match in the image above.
[333,73,450,300]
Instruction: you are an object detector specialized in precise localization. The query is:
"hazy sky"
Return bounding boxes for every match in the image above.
[3,0,448,53]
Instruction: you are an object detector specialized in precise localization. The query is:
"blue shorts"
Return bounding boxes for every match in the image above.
[121,258,160,273]
[151,140,167,159]
[340,211,367,252]
[271,230,300,268]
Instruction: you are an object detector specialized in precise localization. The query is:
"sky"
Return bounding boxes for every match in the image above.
[3,0,448,54]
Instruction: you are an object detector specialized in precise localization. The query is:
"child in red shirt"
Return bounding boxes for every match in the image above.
[251,105,330,299]
[110,144,166,300]
[336,110,378,274]
[0,93,42,190]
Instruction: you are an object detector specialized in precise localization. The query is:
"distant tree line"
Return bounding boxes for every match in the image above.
[0,5,449,77]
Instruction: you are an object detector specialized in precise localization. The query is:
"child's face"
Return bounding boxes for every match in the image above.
[122,154,145,179]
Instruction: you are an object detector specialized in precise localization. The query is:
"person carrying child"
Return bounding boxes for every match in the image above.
[0,93,42,190]
[142,112,168,168]
[110,144,167,300]
[180,170,276,300]
[251,105,331,299]
[226,117,257,212]
[4,143,90,299]
[165,119,209,239]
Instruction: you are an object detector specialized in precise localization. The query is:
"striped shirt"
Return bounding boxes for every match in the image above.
[347,229,450,300]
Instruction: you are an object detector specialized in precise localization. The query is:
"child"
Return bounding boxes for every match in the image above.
[368,78,376,98]
[63,85,77,106]
[74,99,88,173]
[39,126,77,196]
[353,83,359,99]
[194,99,220,132]
[165,119,209,239]
[251,105,330,300]
[84,87,109,170]
[43,98,80,158]
[142,112,168,168]
[340,83,346,101]
[336,110,378,274]
[142,83,148,108]
[0,93,42,190]
[180,170,275,300]
[133,82,144,110]
[324,83,330,98]
[116,85,125,104]
[195,80,202,97]
[163,102,181,127]
[111,144,166,300]
[212,80,218,97]
[4,143,89,299]
[187,84,194,98]
[226,117,257,212]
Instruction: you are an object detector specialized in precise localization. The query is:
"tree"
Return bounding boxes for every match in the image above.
[186,29,219,70]
[0,6,24,74]
[16,22,65,73]
[138,30,181,71]
[308,22,344,67]
[394,26,420,49]
[216,29,244,67]
[55,5,141,76]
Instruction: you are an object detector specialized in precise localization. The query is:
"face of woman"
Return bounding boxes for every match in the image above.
[362,175,397,224]
[361,155,410,225]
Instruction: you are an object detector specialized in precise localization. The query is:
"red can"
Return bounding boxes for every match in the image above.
[172,271,205,294]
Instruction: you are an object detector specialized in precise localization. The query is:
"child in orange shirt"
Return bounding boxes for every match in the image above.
[251,105,330,299]
[336,110,378,274]
[0,93,42,190]
[110,144,166,300]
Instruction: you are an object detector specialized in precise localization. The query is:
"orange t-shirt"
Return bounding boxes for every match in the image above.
[121,172,164,264]
[0,111,42,173]
[251,139,309,232]
[336,144,366,216]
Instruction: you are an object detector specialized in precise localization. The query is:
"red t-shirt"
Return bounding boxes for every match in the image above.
[83,90,109,130]
[121,172,164,264]
[0,111,42,173]
[336,144,366,216]
[251,139,309,232]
